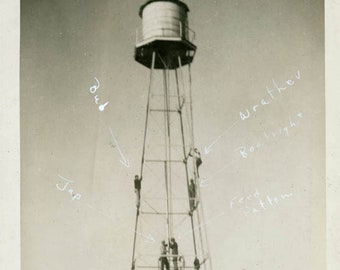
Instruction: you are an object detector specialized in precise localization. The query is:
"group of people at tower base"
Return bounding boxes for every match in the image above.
[159,238,201,270]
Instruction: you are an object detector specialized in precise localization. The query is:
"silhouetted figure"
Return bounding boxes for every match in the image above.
[134,175,142,208]
[194,257,200,269]
[159,240,170,270]
[169,238,179,270]
[189,179,196,215]
[189,148,202,177]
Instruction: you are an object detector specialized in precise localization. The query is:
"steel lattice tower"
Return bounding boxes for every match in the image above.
[131,1,213,269]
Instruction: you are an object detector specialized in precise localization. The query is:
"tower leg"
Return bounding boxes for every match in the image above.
[131,51,156,270]
[131,52,213,270]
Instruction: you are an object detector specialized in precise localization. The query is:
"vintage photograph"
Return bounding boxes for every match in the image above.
[20,0,324,269]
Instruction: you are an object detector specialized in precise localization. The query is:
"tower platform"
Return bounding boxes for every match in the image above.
[135,36,196,69]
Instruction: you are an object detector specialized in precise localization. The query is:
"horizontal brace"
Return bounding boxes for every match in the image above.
[151,94,183,98]
[135,266,159,269]
[141,211,190,215]
[147,144,192,148]
[150,109,179,112]
[145,159,185,163]
[143,197,188,200]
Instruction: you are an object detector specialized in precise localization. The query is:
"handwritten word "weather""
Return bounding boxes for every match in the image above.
[230,189,293,214]
[89,77,109,112]
[56,174,81,201]
[239,70,301,121]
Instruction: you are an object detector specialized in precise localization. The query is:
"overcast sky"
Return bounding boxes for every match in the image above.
[21,0,324,269]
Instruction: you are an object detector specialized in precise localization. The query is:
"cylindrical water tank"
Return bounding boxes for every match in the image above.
[139,0,190,41]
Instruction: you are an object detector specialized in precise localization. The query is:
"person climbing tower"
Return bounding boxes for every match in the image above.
[189,148,202,177]
[189,179,196,215]
[134,175,142,208]
[194,257,200,269]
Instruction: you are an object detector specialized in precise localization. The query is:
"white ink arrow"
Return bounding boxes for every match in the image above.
[109,127,130,167]
[200,178,209,188]
[133,229,155,243]
[99,101,109,112]
[200,158,238,187]
[86,205,154,243]
[178,212,225,240]
[204,120,238,155]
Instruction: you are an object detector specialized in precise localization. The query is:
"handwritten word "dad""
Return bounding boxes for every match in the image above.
[239,70,301,121]
[89,77,109,112]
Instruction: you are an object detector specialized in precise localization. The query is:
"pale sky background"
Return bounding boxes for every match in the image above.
[21,0,325,269]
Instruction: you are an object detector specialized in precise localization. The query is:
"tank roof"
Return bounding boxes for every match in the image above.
[139,0,190,17]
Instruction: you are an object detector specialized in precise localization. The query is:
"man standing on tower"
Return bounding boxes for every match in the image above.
[159,240,170,270]
[194,257,200,269]
[189,148,202,177]
[189,179,196,215]
[169,237,179,270]
[134,175,142,208]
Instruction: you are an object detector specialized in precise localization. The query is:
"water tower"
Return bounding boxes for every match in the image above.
[131,1,213,269]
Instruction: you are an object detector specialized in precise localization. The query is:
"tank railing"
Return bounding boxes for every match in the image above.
[135,23,196,44]
[179,21,183,38]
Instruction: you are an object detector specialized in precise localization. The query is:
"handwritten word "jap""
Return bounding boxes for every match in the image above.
[89,77,109,112]
[56,174,81,201]
[230,189,293,214]
[239,70,301,121]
